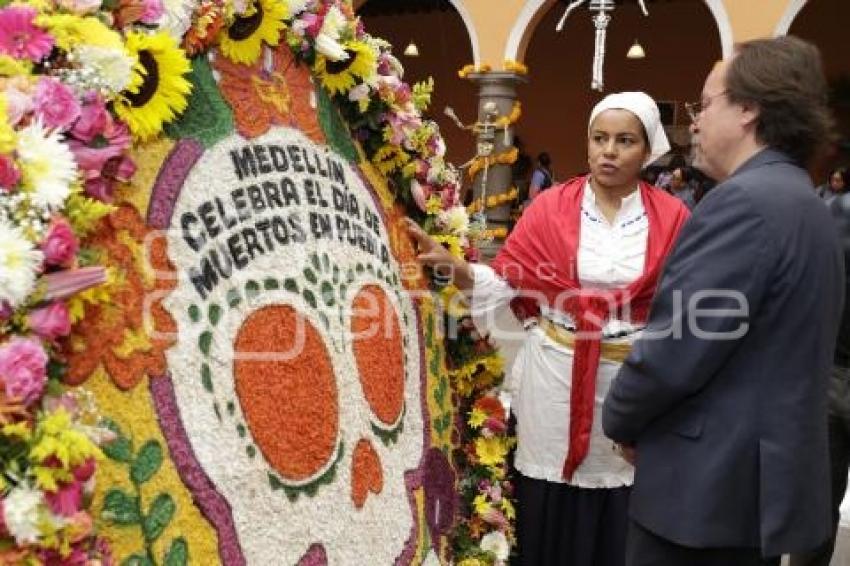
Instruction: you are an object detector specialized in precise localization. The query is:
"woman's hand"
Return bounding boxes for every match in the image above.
[404,218,474,291]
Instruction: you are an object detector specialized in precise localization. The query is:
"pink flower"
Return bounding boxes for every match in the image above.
[410,179,429,212]
[483,417,506,435]
[28,301,71,340]
[41,266,106,302]
[0,6,54,62]
[0,301,11,321]
[139,0,164,23]
[0,154,20,191]
[34,77,81,132]
[45,479,83,516]
[0,336,48,405]
[4,81,35,126]
[70,95,110,143]
[41,219,78,267]
[72,458,96,482]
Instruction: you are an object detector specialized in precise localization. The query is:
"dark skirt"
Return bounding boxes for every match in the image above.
[513,473,630,566]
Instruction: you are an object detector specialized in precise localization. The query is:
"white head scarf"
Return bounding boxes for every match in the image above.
[588,91,670,167]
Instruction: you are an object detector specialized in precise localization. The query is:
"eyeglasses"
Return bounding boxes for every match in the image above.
[685,90,728,122]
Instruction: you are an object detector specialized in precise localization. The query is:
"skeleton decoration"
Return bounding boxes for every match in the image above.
[444,102,505,231]
[556,0,650,91]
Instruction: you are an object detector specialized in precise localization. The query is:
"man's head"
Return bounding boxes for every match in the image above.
[690,36,833,181]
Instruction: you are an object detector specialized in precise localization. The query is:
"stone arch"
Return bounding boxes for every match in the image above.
[504,0,733,62]
[773,0,808,36]
[354,0,480,63]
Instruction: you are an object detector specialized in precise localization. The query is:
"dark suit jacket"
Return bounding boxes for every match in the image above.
[602,149,844,556]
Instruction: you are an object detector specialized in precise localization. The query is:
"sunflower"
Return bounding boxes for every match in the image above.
[218,0,286,65]
[114,31,192,141]
[314,39,377,96]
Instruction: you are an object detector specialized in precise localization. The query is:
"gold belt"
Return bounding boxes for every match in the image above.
[539,318,633,363]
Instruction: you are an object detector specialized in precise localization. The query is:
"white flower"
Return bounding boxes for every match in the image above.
[480,531,510,561]
[285,0,310,16]
[0,219,44,307]
[72,45,135,96]
[3,484,44,545]
[320,5,347,41]
[315,33,349,62]
[17,121,78,211]
[158,0,195,42]
[438,205,470,236]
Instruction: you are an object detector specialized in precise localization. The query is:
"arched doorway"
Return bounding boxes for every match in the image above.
[519,0,723,180]
[788,0,850,180]
[357,0,478,168]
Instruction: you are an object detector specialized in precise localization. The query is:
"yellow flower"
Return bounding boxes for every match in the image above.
[3,421,32,441]
[468,406,487,429]
[36,14,123,52]
[314,39,377,96]
[501,497,516,520]
[458,559,487,566]
[475,436,509,467]
[425,195,443,216]
[114,32,192,141]
[219,0,286,64]
[371,144,410,176]
[0,55,31,77]
[29,409,103,491]
[439,283,469,317]
[472,493,492,516]
[0,93,17,153]
[433,235,464,260]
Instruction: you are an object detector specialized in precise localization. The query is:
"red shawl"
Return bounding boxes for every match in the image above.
[491,176,690,481]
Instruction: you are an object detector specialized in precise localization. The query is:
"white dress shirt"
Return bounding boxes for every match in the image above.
[471,183,648,487]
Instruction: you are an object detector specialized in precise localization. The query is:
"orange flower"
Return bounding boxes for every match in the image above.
[62,206,176,390]
[214,43,324,142]
[473,396,505,422]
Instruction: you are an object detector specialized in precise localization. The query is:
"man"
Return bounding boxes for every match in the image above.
[602,36,844,565]
[791,188,850,566]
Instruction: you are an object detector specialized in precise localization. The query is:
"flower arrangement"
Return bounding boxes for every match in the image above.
[1,0,516,562]
[0,0,195,562]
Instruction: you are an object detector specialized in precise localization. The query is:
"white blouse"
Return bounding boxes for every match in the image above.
[471,183,649,488]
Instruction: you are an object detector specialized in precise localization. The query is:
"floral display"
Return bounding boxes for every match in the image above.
[1,0,516,563]
[0,0,193,562]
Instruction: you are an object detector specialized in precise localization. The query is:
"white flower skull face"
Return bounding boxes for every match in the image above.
[156,128,425,563]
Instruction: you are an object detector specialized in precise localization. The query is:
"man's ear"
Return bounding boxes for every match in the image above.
[739,101,760,129]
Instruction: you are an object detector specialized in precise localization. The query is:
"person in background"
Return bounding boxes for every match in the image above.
[528,152,554,200]
[603,36,842,566]
[407,91,689,566]
[666,166,697,209]
[817,167,848,204]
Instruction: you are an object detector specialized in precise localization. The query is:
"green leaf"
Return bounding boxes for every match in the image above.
[121,554,153,566]
[201,364,213,393]
[303,289,317,309]
[162,56,234,148]
[101,489,141,524]
[188,304,200,323]
[264,278,280,290]
[321,281,335,307]
[246,445,256,458]
[227,288,242,308]
[100,419,133,463]
[208,304,221,326]
[311,253,321,272]
[199,331,213,356]
[163,537,189,566]
[245,280,260,300]
[304,267,317,285]
[284,278,298,293]
[322,253,330,271]
[143,493,176,542]
[131,440,163,485]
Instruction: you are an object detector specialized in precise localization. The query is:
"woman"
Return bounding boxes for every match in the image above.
[407,92,690,566]
[817,167,848,204]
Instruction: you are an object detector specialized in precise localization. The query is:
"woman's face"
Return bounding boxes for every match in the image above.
[830,171,845,192]
[587,109,650,191]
